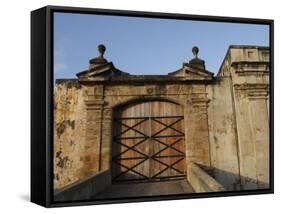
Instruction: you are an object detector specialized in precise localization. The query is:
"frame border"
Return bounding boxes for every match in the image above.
[31,5,274,207]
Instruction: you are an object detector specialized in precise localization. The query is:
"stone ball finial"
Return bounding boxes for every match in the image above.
[89,44,108,65]
[98,44,106,58]
[189,46,206,70]
[192,46,199,58]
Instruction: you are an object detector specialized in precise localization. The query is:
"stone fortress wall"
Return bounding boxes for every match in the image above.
[53,45,270,192]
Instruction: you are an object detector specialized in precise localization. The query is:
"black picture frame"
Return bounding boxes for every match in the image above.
[31,5,274,208]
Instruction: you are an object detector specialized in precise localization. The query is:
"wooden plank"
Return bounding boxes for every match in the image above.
[112,100,186,182]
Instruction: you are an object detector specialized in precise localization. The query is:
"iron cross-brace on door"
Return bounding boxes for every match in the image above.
[112,116,186,183]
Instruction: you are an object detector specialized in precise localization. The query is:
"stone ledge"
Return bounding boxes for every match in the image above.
[54,170,111,202]
[187,162,226,193]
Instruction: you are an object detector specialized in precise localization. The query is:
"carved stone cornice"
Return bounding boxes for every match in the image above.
[191,97,210,107]
[234,83,269,100]
[84,100,105,110]
[231,61,269,76]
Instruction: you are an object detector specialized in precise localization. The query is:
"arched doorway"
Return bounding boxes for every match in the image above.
[111,100,186,183]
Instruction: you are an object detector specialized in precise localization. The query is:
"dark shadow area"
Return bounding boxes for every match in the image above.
[93,179,194,199]
[112,171,148,183]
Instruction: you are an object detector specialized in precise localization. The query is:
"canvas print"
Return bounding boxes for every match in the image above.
[52,12,271,202]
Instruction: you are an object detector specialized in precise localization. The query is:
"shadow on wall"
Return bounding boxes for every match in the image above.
[197,164,270,191]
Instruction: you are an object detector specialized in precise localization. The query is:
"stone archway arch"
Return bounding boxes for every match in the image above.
[83,84,212,179]
[110,99,186,182]
[110,95,185,111]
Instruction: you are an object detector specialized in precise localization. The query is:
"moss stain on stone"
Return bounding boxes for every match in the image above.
[56,120,76,138]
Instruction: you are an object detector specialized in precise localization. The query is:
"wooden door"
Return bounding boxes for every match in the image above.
[111,101,186,183]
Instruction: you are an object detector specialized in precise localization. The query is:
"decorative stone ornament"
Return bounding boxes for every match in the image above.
[189,46,206,70]
[89,44,108,65]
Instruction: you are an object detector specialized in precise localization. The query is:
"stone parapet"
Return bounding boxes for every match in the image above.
[187,162,226,193]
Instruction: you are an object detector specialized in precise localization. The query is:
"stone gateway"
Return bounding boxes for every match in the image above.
[53,45,270,199]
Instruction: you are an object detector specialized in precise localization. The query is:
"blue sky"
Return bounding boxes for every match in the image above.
[54,12,269,79]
